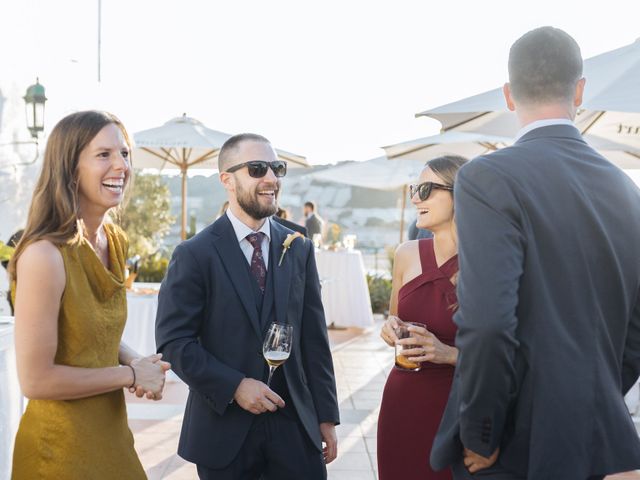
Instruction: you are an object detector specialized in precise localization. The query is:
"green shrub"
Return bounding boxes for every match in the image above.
[119,173,175,258]
[367,274,392,314]
[136,253,170,283]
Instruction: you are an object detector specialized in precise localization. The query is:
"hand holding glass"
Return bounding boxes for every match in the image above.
[394,321,423,371]
[263,323,293,386]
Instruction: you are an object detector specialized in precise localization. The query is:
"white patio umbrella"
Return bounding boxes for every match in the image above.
[416,38,640,166]
[311,146,502,243]
[311,131,509,242]
[382,130,512,162]
[133,114,309,239]
[310,156,418,243]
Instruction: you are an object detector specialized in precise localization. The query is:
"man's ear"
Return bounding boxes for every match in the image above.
[503,83,516,112]
[220,172,234,192]
[574,77,586,107]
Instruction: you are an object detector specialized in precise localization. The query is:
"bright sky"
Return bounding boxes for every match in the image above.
[2,0,639,165]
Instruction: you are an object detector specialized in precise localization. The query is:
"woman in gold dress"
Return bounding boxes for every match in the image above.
[8,111,170,479]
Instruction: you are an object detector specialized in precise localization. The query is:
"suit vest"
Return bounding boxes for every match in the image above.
[245,256,297,420]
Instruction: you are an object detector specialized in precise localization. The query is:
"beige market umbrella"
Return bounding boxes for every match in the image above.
[133,114,308,239]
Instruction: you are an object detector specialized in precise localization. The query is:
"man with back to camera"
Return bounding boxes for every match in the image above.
[155,133,339,479]
[431,27,640,479]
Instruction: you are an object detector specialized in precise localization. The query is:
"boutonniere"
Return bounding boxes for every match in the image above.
[278,232,305,266]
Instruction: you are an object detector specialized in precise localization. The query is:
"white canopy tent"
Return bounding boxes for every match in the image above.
[416,38,640,167]
[133,114,309,239]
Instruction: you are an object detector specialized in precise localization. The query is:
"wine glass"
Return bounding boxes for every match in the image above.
[262,322,293,386]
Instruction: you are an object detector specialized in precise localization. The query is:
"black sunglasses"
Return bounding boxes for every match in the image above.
[225,160,288,178]
[409,181,453,201]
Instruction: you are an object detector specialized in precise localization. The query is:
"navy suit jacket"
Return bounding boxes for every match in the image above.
[272,215,308,237]
[431,125,640,479]
[155,215,339,469]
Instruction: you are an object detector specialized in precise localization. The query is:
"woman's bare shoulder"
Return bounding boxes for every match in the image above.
[395,240,420,259]
[394,240,420,271]
[18,240,65,276]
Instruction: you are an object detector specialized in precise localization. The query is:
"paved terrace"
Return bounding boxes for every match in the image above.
[127,317,640,480]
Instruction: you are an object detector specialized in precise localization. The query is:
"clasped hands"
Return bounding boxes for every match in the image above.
[127,353,171,401]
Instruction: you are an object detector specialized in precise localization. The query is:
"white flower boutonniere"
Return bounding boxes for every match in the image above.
[278,232,305,266]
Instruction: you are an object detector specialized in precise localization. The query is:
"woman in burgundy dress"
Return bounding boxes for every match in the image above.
[378,155,468,480]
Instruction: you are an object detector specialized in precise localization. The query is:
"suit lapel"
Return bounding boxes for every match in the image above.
[270,221,292,326]
[211,216,262,338]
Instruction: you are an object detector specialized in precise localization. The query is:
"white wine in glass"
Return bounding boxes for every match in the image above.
[263,322,293,387]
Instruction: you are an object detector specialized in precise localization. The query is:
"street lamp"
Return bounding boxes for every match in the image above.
[0,78,48,168]
[23,78,47,139]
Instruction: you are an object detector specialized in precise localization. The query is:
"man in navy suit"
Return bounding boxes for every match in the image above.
[431,27,640,479]
[156,133,339,479]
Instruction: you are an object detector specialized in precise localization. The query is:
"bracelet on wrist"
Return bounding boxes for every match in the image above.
[126,364,136,389]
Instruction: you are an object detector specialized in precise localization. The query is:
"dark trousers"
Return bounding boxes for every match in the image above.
[196,411,326,480]
[452,460,605,480]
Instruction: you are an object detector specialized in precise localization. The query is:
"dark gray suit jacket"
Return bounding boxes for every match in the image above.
[155,215,339,469]
[305,213,323,238]
[431,125,640,479]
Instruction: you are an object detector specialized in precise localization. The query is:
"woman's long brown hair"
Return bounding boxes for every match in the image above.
[424,155,468,293]
[8,110,132,281]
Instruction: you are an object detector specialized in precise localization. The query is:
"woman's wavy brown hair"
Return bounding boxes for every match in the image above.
[8,110,132,281]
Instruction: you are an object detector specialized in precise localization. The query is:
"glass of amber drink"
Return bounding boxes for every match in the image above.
[394,321,422,371]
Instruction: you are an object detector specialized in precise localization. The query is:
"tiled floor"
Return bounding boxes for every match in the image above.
[127,318,640,479]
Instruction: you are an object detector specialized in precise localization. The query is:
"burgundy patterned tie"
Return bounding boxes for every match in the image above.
[246,232,267,294]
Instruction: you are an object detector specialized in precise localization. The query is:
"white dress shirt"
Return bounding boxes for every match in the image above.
[226,208,271,268]
[515,118,577,141]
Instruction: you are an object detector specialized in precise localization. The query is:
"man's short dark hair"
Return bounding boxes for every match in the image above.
[304,201,316,211]
[508,26,583,104]
[218,133,271,172]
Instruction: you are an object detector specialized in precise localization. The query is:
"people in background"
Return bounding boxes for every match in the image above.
[273,206,308,237]
[1,229,24,315]
[275,207,289,219]
[216,200,229,219]
[303,201,324,239]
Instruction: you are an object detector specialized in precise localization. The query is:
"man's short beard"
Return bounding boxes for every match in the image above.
[236,182,279,220]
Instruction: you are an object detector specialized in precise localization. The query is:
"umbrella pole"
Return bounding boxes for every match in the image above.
[181,167,187,241]
[399,185,407,244]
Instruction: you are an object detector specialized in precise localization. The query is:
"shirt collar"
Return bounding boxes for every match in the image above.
[226,207,271,244]
[515,118,576,141]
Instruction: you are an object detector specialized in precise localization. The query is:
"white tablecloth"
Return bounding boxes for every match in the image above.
[123,283,161,357]
[123,283,180,382]
[315,250,374,328]
[0,319,21,479]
